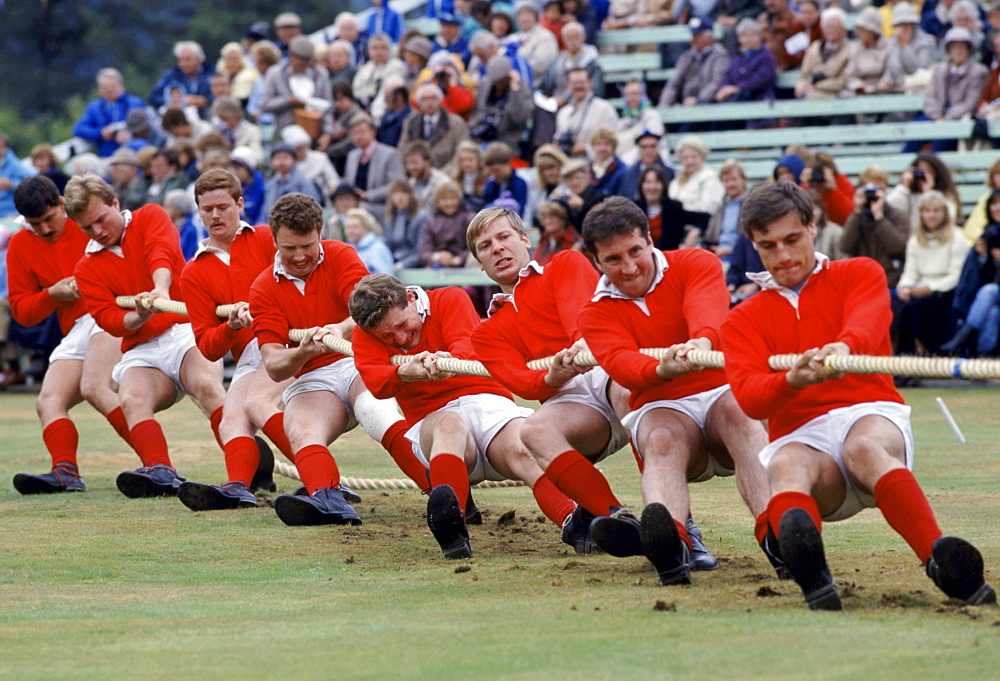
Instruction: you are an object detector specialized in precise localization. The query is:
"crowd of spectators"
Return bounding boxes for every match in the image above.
[9,0,1000,387]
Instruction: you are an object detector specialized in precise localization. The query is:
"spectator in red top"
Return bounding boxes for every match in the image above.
[8,177,135,495]
[176,169,296,511]
[760,0,805,71]
[577,197,771,585]
[799,153,854,226]
[468,207,719,565]
[721,181,995,610]
[350,274,581,558]
[67,174,228,500]
[249,193,427,526]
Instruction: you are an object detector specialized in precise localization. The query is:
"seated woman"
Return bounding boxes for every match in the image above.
[961,159,1000,243]
[703,159,748,258]
[893,190,969,355]
[344,207,394,276]
[532,201,583,265]
[418,180,475,268]
[383,180,427,272]
[667,135,724,242]
[714,19,777,114]
[795,7,852,101]
[881,3,935,96]
[844,7,890,96]
[450,141,489,212]
[942,191,1000,356]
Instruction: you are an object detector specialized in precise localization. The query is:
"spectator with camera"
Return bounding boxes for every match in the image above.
[553,67,620,158]
[887,152,961,232]
[469,55,533,149]
[415,51,476,119]
[799,152,854,226]
[840,169,911,289]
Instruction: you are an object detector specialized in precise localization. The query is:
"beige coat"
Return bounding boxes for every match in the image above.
[797,40,852,100]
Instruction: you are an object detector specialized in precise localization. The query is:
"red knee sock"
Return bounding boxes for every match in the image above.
[767,491,822,539]
[208,407,224,451]
[294,444,340,495]
[754,511,770,546]
[129,419,172,468]
[42,418,78,469]
[223,436,259,486]
[874,468,942,564]
[105,407,134,450]
[545,450,621,517]
[261,412,294,462]
[381,420,430,493]
[675,518,692,551]
[531,474,577,527]
[629,438,644,473]
[430,453,470,514]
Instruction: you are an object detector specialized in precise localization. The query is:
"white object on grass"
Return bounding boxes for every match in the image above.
[935,396,966,444]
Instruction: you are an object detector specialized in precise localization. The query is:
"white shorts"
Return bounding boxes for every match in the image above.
[230,338,262,386]
[282,357,360,431]
[111,323,208,394]
[758,401,914,522]
[49,314,104,363]
[623,384,735,482]
[545,367,630,463]
[405,393,533,485]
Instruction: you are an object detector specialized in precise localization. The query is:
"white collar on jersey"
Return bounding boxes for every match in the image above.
[508,259,545,312]
[193,221,255,261]
[590,248,668,316]
[272,243,325,293]
[747,252,830,312]
[84,210,132,257]
[406,285,431,321]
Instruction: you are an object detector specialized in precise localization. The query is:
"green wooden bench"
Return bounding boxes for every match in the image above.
[739,150,998,185]
[397,267,495,288]
[656,93,924,125]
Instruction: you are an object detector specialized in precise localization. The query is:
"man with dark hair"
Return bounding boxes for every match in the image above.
[175,169,290,510]
[467,207,718,564]
[344,115,404,222]
[67,174,228,498]
[481,142,528,216]
[350,273,582,558]
[144,149,191,207]
[577,197,771,586]
[249,193,426,526]
[376,81,411,147]
[721,181,995,610]
[8,177,136,494]
[402,140,451,213]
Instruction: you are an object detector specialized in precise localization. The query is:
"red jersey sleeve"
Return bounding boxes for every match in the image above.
[180,260,241,362]
[249,270,290,349]
[141,204,183,274]
[721,298,801,421]
[579,302,661,389]
[7,241,60,327]
[352,326,404,399]
[472,310,560,402]
[74,257,130,337]
[551,251,600,343]
[834,258,893,355]
[434,287,483,359]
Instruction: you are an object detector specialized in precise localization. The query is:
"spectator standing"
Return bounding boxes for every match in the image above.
[514,3,559,78]
[344,115,405,222]
[260,36,334,151]
[216,42,258,106]
[432,12,471,60]
[246,41,282,124]
[759,0,805,72]
[353,35,407,122]
[73,69,146,158]
[322,40,358,85]
[273,12,303,58]
[539,22,604,106]
[616,81,664,163]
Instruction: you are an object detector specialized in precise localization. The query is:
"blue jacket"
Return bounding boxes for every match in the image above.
[726,233,765,288]
[260,166,324,220]
[377,105,411,148]
[619,159,675,202]
[424,0,455,18]
[178,216,205,261]
[0,150,36,217]
[385,210,427,269]
[721,47,776,103]
[483,173,529,216]
[366,7,403,42]
[587,156,629,205]
[149,63,216,114]
[73,92,147,157]
[242,170,267,225]
[353,232,395,275]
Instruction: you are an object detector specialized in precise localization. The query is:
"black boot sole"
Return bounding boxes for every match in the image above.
[13,473,84,495]
[778,508,841,611]
[116,471,177,499]
[273,494,362,526]
[590,513,643,557]
[642,504,691,586]
[928,537,997,605]
[427,485,472,559]
[177,482,257,511]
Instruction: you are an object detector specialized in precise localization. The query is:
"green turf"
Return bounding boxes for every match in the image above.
[0,388,998,680]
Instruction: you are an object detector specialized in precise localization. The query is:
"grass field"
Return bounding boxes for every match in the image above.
[1,387,998,680]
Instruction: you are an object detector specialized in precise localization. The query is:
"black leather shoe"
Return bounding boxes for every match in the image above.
[178,481,258,511]
[13,464,85,494]
[760,527,792,580]
[778,508,841,611]
[274,487,362,526]
[642,504,692,585]
[589,506,643,557]
[116,465,185,498]
[926,536,996,605]
[561,505,597,555]
[427,485,471,559]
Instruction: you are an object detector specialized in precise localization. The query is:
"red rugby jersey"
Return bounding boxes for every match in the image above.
[579,248,728,410]
[721,257,902,441]
[249,240,369,377]
[471,250,598,402]
[180,224,276,362]
[353,287,513,423]
[7,218,89,334]
[74,204,187,351]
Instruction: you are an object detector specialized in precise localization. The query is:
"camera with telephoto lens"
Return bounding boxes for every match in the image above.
[555,131,575,155]
[810,168,825,185]
[861,183,880,218]
[910,168,926,193]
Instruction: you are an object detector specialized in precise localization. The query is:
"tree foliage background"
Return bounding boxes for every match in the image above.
[0,0,357,152]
